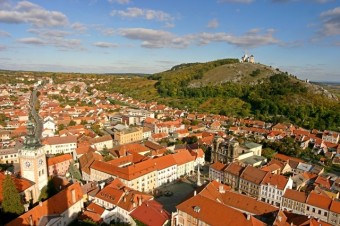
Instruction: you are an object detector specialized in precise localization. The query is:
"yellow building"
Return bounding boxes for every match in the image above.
[114,127,143,145]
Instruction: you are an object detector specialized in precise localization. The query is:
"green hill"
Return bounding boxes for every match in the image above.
[146,58,339,131]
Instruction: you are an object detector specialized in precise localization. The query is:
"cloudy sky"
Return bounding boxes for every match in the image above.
[0,0,339,82]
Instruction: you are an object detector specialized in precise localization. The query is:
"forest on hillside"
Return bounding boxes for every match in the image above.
[148,60,340,132]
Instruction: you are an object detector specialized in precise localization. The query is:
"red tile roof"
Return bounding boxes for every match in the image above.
[153,154,176,170]
[6,183,83,226]
[47,154,72,166]
[43,135,77,145]
[176,194,266,226]
[0,173,34,202]
[130,200,170,226]
[261,173,288,190]
[282,189,307,203]
[306,191,332,210]
[240,165,267,185]
[210,161,227,171]
[172,150,195,165]
[330,200,340,214]
[224,162,245,176]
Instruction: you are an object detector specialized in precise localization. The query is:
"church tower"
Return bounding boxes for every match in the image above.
[19,122,48,203]
[227,140,239,163]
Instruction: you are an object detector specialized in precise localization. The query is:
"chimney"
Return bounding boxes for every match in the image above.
[138,196,142,206]
[219,185,225,194]
[24,203,30,212]
[246,214,251,221]
[39,201,43,207]
[99,182,105,190]
[194,190,197,196]
[71,189,76,204]
[29,215,33,226]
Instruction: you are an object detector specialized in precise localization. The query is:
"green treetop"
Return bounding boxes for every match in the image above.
[2,174,24,215]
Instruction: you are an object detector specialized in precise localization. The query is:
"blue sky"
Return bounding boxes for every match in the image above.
[0,0,339,82]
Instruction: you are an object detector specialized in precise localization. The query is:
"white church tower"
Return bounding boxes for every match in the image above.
[19,122,48,203]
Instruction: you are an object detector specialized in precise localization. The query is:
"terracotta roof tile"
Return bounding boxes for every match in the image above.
[130,200,170,226]
[224,162,245,176]
[47,154,72,166]
[43,135,77,145]
[330,200,340,214]
[240,165,267,185]
[261,173,288,190]
[0,173,34,202]
[210,161,227,171]
[6,183,83,226]
[306,191,332,210]
[176,194,266,226]
[282,189,307,203]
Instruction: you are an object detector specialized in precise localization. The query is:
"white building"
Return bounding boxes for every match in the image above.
[154,155,177,187]
[209,161,226,182]
[43,135,77,159]
[173,150,195,178]
[43,116,56,133]
[90,135,113,151]
[260,173,293,207]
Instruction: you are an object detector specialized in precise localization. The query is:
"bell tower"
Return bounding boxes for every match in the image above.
[19,122,48,203]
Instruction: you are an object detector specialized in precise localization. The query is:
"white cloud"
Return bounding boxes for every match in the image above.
[111,7,174,22]
[319,7,340,36]
[71,22,87,32]
[108,0,131,4]
[0,44,7,51]
[93,42,119,48]
[0,30,11,37]
[0,1,68,27]
[118,28,193,48]
[17,36,83,50]
[218,0,254,3]
[198,29,279,48]
[17,37,46,45]
[28,28,70,38]
[207,18,219,29]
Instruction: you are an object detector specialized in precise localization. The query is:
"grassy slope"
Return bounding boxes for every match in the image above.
[189,62,279,87]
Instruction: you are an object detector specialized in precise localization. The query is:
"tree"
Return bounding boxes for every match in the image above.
[2,174,24,215]
[39,179,58,201]
[69,120,77,126]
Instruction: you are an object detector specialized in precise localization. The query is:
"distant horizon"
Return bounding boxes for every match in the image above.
[0,0,339,83]
[1,58,339,83]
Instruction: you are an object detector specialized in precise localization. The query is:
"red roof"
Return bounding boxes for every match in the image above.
[261,173,288,190]
[0,173,34,202]
[240,165,267,185]
[176,194,266,226]
[306,191,332,210]
[210,161,226,171]
[6,183,83,226]
[130,200,170,226]
[47,154,72,166]
[283,189,307,203]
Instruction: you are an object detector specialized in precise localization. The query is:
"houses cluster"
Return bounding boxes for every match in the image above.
[0,74,339,226]
[208,152,340,225]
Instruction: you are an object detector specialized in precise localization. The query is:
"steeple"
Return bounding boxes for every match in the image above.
[23,122,41,150]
